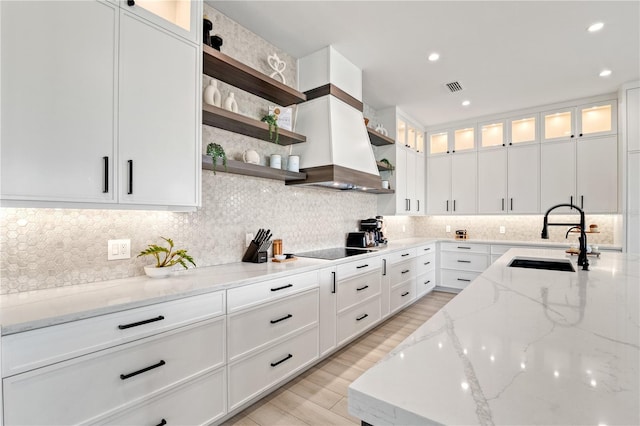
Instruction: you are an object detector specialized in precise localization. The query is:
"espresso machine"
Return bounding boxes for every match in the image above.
[359,216,387,247]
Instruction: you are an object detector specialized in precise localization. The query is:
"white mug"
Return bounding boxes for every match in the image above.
[381,180,389,189]
[270,154,281,169]
[242,149,259,164]
[287,155,300,172]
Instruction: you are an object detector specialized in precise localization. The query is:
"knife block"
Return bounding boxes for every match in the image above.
[242,240,271,263]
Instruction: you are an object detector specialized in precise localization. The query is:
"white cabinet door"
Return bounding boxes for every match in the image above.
[120,0,201,45]
[414,152,425,215]
[541,140,575,213]
[0,1,117,203]
[393,147,409,214]
[451,152,477,214]
[627,87,640,152]
[542,107,576,142]
[477,149,507,214]
[627,152,640,254]
[577,100,617,138]
[427,156,451,214]
[318,267,337,357]
[406,151,417,214]
[508,144,540,213]
[577,136,618,213]
[118,11,200,207]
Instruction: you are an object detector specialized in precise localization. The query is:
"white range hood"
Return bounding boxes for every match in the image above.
[288,47,381,191]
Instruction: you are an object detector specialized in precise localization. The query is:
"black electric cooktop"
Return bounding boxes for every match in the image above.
[295,247,374,260]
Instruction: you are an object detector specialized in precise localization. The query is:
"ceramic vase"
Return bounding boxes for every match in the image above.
[224,92,238,113]
[144,265,172,278]
[204,78,221,107]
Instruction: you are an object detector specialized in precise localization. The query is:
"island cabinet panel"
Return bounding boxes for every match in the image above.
[3,318,225,426]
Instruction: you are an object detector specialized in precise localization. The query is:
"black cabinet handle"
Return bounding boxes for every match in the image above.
[401,269,410,274]
[570,195,573,209]
[401,291,410,297]
[457,246,471,249]
[331,271,336,294]
[424,247,431,251]
[120,360,165,380]
[127,0,135,6]
[424,261,431,265]
[270,354,293,367]
[510,198,513,211]
[457,278,471,282]
[457,260,471,263]
[271,283,293,292]
[118,315,165,330]
[417,200,420,211]
[270,314,293,324]
[446,200,449,211]
[502,143,505,147]
[571,134,575,138]
[452,150,456,153]
[401,253,410,257]
[509,142,513,146]
[103,156,109,193]
[579,133,583,137]
[356,313,369,321]
[382,259,387,276]
[502,198,505,211]
[356,264,369,269]
[453,200,456,211]
[581,195,584,209]
[156,420,167,426]
[127,160,133,195]
[424,280,431,285]
[356,285,369,291]
[408,199,411,211]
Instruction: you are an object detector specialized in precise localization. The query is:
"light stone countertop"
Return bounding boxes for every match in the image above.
[348,248,640,425]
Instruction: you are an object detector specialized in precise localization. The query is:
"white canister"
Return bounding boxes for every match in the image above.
[270,154,282,169]
[287,155,300,172]
[381,180,389,189]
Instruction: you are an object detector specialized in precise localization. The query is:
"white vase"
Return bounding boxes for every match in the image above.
[204,78,221,107]
[224,92,238,113]
[144,265,172,278]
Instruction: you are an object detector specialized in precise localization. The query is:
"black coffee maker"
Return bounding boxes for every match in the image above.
[359,216,387,247]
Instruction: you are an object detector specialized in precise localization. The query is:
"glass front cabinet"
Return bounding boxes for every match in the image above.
[542,100,616,142]
[427,125,476,156]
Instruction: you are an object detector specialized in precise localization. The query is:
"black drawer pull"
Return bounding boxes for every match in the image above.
[383,259,387,276]
[356,264,369,269]
[457,278,471,282]
[356,285,369,291]
[423,247,431,251]
[331,271,336,294]
[156,420,167,426]
[424,280,431,285]
[103,156,109,193]
[401,291,410,297]
[120,360,165,380]
[118,315,165,330]
[127,0,135,6]
[401,269,410,274]
[424,261,431,266]
[457,260,471,263]
[270,354,293,367]
[271,283,293,292]
[270,314,293,324]
[127,160,133,195]
[457,246,471,250]
[356,313,369,321]
[401,253,410,257]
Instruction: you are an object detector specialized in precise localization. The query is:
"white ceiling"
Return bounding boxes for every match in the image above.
[207,1,640,128]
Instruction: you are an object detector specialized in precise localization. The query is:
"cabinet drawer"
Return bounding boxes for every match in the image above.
[337,255,381,280]
[227,270,318,313]
[416,243,436,255]
[3,318,225,426]
[441,252,489,272]
[491,244,518,255]
[389,258,417,286]
[417,270,436,297]
[386,248,417,264]
[2,291,225,377]
[440,242,490,254]
[228,289,319,361]
[337,270,381,313]
[337,296,381,346]
[416,252,436,274]
[228,327,318,411]
[440,269,481,289]
[99,368,226,426]
[390,280,416,314]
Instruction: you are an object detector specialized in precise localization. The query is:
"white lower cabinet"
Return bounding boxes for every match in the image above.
[390,279,416,313]
[318,267,338,357]
[439,243,490,290]
[337,296,382,346]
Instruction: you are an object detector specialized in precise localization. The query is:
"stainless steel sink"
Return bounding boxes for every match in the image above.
[508,257,576,272]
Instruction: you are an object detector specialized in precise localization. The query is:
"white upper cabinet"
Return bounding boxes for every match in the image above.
[426,155,451,215]
[479,120,506,149]
[120,0,200,44]
[576,135,618,213]
[540,140,576,213]
[427,152,476,215]
[427,130,449,156]
[1,1,118,204]
[507,144,540,213]
[453,125,476,153]
[542,100,616,142]
[507,114,538,145]
[427,124,476,156]
[477,149,507,213]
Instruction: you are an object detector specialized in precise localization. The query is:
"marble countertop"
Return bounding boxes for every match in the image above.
[349,248,640,425]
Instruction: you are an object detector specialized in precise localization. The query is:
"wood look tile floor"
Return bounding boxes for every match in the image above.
[222,291,456,426]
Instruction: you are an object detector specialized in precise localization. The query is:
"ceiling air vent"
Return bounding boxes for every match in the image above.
[445,81,463,92]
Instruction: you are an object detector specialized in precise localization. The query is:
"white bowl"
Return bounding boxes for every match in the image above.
[144,265,172,278]
[274,254,286,261]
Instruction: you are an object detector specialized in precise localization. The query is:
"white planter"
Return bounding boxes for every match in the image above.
[144,265,173,279]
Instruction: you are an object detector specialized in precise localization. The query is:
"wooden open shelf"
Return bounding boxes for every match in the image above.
[203,45,306,106]
[202,155,307,182]
[377,161,393,172]
[367,128,395,146]
[202,104,306,146]
[363,187,395,194]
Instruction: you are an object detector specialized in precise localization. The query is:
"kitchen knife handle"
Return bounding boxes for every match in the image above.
[331,271,336,293]
[127,160,133,195]
[103,156,109,193]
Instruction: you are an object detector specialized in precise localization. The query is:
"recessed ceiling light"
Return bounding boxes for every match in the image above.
[462,100,471,106]
[599,69,612,77]
[428,53,440,62]
[587,22,604,32]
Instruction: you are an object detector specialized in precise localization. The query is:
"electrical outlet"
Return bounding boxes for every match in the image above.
[245,233,254,247]
[402,225,406,233]
[108,239,131,260]
[500,226,506,234]
[446,225,451,233]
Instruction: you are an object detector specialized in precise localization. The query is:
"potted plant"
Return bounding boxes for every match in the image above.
[138,237,196,278]
[379,158,395,174]
[261,113,279,144]
[206,143,227,175]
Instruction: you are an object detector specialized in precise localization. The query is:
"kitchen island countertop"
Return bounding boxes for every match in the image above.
[348,248,639,425]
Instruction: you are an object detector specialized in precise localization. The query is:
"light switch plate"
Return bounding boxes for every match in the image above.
[446,225,451,233]
[108,239,131,260]
[500,226,506,234]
